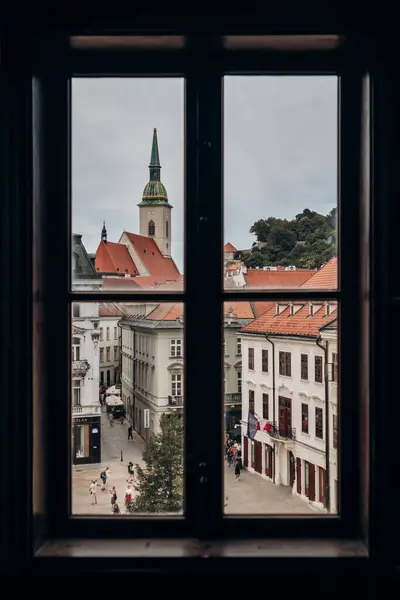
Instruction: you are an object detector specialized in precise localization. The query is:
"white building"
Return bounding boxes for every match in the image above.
[98,303,125,386]
[119,302,256,440]
[224,242,247,288]
[239,258,339,513]
[71,233,102,465]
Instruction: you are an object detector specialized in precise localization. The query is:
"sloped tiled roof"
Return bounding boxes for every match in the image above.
[245,269,315,288]
[99,303,127,317]
[102,277,141,290]
[224,242,237,253]
[300,256,337,289]
[133,275,184,290]
[146,301,256,323]
[95,240,139,275]
[125,232,180,279]
[253,301,275,317]
[241,303,337,337]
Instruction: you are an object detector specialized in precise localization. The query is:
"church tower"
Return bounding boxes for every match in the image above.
[138,128,172,257]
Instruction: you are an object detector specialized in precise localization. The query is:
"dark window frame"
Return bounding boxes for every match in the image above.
[262,393,269,420]
[301,353,308,380]
[3,27,381,571]
[315,407,323,439]
[249,389,255,413]
[248,347,255,370]
[301,403,309,433]
[279,351,291,377]
[315,355,323,383]
[262,349,268,372]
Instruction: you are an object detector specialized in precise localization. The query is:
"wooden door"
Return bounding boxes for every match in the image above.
[318,467,326,505]
[278,396,292,437]
[255,440,262,473]
[243,436,248,468]
[265,444,273,478]
[296,457,302,494]
[309,463,316,501]
[289,451,295,487]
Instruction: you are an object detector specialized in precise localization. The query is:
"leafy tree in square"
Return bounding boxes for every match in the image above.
[126,412,183,513]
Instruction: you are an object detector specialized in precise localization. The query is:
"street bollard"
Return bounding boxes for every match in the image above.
[121,450,123,462]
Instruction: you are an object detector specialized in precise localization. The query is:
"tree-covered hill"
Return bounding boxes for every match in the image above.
[237,207,336,270]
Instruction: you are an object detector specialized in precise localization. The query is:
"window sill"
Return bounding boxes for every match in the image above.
[35,537,368,560]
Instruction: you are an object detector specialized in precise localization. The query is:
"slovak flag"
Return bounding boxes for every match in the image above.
[256,421,261,431]
[264,422,272,432]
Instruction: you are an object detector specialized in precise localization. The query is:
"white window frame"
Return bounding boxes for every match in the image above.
[171,373,182,397]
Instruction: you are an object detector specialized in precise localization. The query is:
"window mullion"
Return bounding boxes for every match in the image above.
[185,69,223,538]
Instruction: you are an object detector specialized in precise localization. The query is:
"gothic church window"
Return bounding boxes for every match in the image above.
[148,220,155,236]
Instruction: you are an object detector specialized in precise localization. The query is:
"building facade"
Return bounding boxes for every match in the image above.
[72,233,102,465]
[239,258,338,512]
[98,303,124,386]
[119,302,255,440]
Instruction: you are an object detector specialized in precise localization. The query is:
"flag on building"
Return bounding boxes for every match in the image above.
[247,411,258,439]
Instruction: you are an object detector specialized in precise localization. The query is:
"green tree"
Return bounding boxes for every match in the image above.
[126,413,183,513]
[268,226,297,252]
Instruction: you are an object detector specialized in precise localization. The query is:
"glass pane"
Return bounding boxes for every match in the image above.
[224,76,338,291]
[72,78,184,292]
[71,300,184,515]
[223,298,339,514]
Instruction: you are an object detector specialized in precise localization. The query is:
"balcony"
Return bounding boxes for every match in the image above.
[72,404,101,416]
[72,359,90,377]
[263,421,296,441]
[224,393,241,406]
[168,395,184,407]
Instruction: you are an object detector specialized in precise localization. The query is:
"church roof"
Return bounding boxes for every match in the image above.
[125,232,181,279]
[95,240,139,275]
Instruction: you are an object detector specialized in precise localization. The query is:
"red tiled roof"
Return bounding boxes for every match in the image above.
[224,242,237,253]
[245,269,315,288]
[225,301,256,319]
[95,241,139,275]
[99,303,126,317]
[133,275,184,290]
[102,277,142,290]
[125,232,180,279]
[241,303,337,337]
[147,303,184,321]
[253,301,275,317]
[146,301,256,322]
[300,256,337,289]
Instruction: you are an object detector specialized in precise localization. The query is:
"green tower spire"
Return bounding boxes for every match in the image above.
[150,127,160,171]
[140,128,170,205]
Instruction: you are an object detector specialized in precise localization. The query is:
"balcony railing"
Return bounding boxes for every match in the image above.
[72,359,90,377]
[224,393,241,405]
[72,404,101,416]
[168,395,184,406]
[263,420,296,441]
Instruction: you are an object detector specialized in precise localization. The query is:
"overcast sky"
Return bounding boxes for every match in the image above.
[72,76,337,272]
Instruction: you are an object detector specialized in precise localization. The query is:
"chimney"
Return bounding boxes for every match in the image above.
[309,303,314,316]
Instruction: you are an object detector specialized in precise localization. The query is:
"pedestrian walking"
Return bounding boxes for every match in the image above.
[104,467,110,491]
[125,484,133,507]
[89,480,98,504]
[109,413,114,427]
[128,425,133,440]
[100,468,107,491]
[110,486,117,513]
[234,459,241,481]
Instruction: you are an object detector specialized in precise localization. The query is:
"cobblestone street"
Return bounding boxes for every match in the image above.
[73,415,315,515]
[72,413,146,515]
[224,463,316,514]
